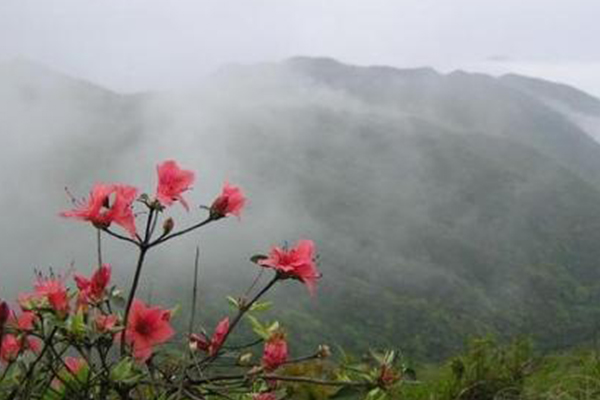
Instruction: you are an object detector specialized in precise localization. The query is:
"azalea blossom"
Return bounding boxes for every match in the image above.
[0,334,21,363]
[0,334,39,363]
[34,276,70,317]
[64,356,87,376]
[60,183,139,238]
[378,365,401,388]
[253,393,277,400]
[8,311,36,331]
[95,314,119,333]
[74,264,112,308]
[262,333,288,371]
[108,185,139,238]
[26,336,41,354]
[156,160,195,210]
[60,184,114,228]
[259,240,320,294]
[188,333,210,352]
[190,317,230,356]
[51,357,87,389]
[125,299,175,362]
[210,182,246,219]
[209,317,230,356]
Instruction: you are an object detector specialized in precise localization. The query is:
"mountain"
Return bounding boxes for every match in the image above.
[3,57,600,360]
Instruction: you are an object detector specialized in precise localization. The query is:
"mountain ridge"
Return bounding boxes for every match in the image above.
[3,56,600,359]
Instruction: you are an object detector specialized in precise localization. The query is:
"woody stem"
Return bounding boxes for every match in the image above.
[204,275,279,365]
[120,208,155,355]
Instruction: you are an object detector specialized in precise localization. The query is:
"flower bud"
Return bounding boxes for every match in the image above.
[377,365,401,389]
[0,301,10,330]
[238,352,253,366]
[316,344,331,359]
[95,314,119,333]
[210,183,246,220]
[262,333,288,371]
[189,333,210,352]
[163,217,175,236]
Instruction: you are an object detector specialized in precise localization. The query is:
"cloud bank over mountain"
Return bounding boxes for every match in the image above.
[3,57,600,358]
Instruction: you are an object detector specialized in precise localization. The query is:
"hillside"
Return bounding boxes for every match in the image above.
[3,57,600,360]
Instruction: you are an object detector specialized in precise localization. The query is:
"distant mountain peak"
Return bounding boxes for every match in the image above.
[500,73,600,115]
[284,56,440,79]
[0,57,116,96]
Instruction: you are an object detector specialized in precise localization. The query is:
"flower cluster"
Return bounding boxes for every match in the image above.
[0,159,400,400]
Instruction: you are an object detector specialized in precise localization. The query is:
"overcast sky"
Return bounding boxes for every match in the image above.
[1,0,599,94]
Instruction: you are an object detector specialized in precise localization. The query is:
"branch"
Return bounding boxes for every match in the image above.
[202,275,279,366]
[189,246,201,336]
[263,374,371,387]
[149,216,213,247]
[7,327,58,400]
[102,228,140,247]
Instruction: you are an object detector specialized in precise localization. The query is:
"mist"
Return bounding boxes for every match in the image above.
[3,1,600,359]
[3,54,600,358]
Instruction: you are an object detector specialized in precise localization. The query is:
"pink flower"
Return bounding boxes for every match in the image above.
[190,317,230,356]
[156,160,195,210]
[34,277,70,317]
[26,337,41,354]
[259,240,320,294]
[253,393,277,400]
[8,311,36,331]
[0,334,38,363]
[125,300,175,362]
[61,184,139,238]
[262,334,288,371]
[378,365,400,388]
[17,292,39,311]
[64,356,87,376]
[95,314,119,333]
[52,357,87,389]
[209,317,230,356]
[109,185,139,238]
[60,184,114,228]
[188,333,210,352]
[74,264,112,307]
[0,334,21,363]
[210,182,246,219]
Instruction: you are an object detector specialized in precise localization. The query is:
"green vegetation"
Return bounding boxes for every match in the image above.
[281,336,600,399]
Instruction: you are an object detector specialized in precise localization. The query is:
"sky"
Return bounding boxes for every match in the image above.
[1,0,600,95]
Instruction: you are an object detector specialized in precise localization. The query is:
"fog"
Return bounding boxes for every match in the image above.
[2,2,600,356]
[2,0,600,94]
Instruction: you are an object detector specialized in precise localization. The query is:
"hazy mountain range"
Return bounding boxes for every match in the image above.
[3,56,600,360]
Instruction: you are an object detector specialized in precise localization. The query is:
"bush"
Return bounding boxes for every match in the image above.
[0,160,401,400]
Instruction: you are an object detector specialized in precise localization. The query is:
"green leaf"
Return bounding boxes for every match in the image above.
[250,301,272,312]
[110,357,135,383]
[250,254,268,264]
[266,321,280,335]
[365,388,387,400]
[246,315,269,339]
[227,296,240,309]
[169,304,181,318]
[383,350,396,366]
[42,385,65,400]
[67,309,86,338]
[330,386,365,399]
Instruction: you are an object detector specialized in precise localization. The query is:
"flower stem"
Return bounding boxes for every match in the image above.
[120,207,155,355]
[120,246,148,355]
